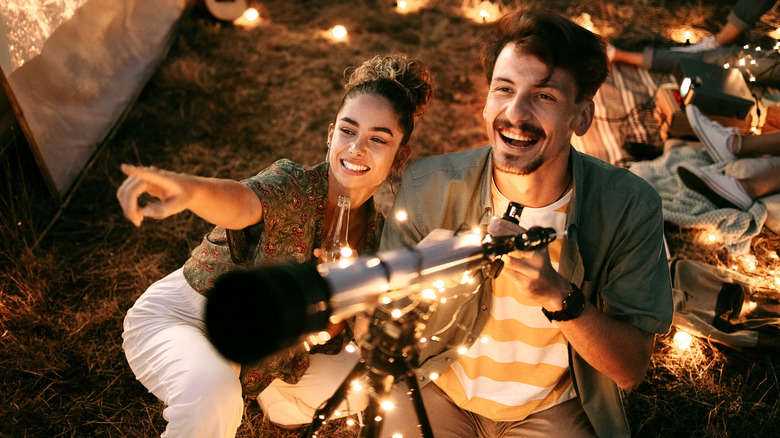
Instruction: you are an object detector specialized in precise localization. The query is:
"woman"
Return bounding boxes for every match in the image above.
[118,54,432,437]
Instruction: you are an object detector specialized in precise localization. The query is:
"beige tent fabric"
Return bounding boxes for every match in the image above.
[7,0,186,198]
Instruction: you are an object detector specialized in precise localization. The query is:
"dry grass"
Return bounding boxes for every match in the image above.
[2,0,780,436]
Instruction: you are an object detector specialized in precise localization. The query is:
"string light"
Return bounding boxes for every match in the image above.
[381,401,395,411]
[396,211,408,221]
[673,331,693,350]
[329,25,348,41]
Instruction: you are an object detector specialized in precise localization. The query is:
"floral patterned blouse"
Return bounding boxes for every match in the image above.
[182,159,384,397]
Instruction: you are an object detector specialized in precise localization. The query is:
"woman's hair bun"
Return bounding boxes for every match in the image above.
[345,54,432,118]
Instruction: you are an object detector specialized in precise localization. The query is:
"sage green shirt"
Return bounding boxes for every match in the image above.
[380,145,673,438]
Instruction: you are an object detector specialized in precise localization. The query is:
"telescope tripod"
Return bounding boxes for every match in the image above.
[302,307,434,438]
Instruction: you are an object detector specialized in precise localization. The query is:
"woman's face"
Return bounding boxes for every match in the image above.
[328,93,408,194]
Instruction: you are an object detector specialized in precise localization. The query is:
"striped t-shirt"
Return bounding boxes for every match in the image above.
[434,179,575,421]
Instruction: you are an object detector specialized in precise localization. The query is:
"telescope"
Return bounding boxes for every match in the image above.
[204,225,557,364]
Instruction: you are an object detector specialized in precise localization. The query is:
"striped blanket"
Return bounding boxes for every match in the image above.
[572,64,677,166]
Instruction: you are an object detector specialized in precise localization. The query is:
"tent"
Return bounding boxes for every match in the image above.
[0,0,188,201]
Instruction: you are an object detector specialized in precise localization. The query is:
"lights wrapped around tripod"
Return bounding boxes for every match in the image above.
[204,227,557,364]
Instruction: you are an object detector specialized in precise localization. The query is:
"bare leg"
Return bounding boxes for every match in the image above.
[740,165,780,199]
[610,48,644,67]
[738,130,780,156]
[714,22,743,47]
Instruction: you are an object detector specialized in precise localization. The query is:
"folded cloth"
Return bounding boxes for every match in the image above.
[630,145,767,254]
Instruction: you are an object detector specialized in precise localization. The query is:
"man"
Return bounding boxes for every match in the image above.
[378,9,674,437]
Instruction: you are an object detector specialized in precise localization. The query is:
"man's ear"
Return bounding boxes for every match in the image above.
[392,145,412,171]
[573,100,595,136]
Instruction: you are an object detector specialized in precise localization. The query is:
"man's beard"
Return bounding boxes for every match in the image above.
[493,150,544,175]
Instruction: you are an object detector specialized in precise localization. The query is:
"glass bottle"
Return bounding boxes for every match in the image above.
[320,195,353,263]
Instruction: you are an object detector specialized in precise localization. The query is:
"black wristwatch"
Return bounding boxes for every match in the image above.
[542,283,585,322]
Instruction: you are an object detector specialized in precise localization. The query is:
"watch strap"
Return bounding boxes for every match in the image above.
[542,283,585,322]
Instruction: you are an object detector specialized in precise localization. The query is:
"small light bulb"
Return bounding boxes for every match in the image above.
[673,331,693,350]
[458,346,468,354]
[430,372,439,380]
[381,401,395,411]
[391,309,402,318]
[331,25,347,40]
[345,344,357,353]
[243,8,259,21]
[396,211,408,221]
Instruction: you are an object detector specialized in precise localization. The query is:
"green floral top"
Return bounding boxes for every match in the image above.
[182,159,384,397]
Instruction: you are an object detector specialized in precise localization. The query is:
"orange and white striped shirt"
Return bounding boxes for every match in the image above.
[434,180,575,421]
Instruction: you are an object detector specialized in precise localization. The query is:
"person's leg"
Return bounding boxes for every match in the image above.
[123,269,244,438]
[738,130,780,156]
[257,345,367,427]
[740,164,780,199]
[380,382,479,438]
[491,398,595,438]
[728,0,778,36]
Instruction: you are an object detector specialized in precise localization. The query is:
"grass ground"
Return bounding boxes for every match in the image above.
[2,0,780,436]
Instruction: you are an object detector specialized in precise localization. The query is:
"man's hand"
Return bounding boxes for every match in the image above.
[487,216,569,311]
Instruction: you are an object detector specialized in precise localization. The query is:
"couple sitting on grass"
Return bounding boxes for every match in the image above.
[117,9,674,438]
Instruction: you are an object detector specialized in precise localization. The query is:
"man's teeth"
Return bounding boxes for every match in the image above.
[502,131,535,142]
[343,160,368,172]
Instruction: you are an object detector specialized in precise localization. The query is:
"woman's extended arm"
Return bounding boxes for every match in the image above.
[117,164,263,229]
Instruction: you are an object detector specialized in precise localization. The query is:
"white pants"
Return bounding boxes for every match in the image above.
[122,268,367,437]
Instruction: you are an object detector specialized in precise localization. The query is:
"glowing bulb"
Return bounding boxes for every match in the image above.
[396,210,408,221]
[673,331,693,350]
[422,289,436,299]
[472,227,482,235]
[739,58,746,66]
[748,301,758,310]
[347,419,355,426]
[381,401,395,410]
[398,1,407,10]
[345,344,357,353]
[352,380,363,391]
[440,298,447,303]
[340,246,353,258]
[429,372,439,380]
[708,234,716,242]
[331,25,347,40]
[481,335,489,343]
[479,9,489,19]
[391,309,403,318]
[392,434,404,438]
[432,280,445,288]
[375,416,383,422]
[458,346,468,354]
[724,63,730,69]
[238,8,258,21]
[684,31,691,43]
[317,331,331,342]
[382,296,392,304]
[420,337,427,343]
[334,411,342,417]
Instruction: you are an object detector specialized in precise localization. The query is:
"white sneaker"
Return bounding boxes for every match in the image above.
[671,36,719,52]
[685,104,739,163]
[677,163,752,211]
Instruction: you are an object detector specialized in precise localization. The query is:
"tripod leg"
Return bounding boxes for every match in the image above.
[403,372,434,438]
[301,360,367,438]
[360,373,394,438]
